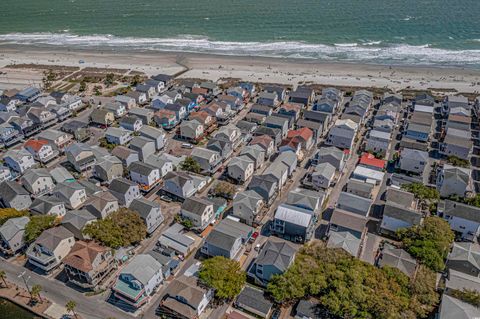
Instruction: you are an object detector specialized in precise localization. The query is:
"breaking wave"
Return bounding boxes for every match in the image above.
[1,32,480,67]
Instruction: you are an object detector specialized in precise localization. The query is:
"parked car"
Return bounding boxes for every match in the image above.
[181,143,193,149]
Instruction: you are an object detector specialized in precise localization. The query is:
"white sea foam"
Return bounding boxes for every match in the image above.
[0,32,479,66]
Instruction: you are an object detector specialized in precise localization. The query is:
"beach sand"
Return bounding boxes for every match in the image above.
[1,46,480,94]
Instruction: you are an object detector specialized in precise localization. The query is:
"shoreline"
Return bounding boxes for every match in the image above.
[1,45,480,94]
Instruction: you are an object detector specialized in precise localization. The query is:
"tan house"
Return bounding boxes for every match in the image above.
[63,240,115,290]
[89,109,115,126]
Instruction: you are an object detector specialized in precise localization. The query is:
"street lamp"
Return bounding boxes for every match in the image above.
[18,271,32,299]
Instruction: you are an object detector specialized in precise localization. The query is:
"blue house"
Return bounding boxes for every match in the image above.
[16,87,41,103]
[239,82,256,95]
[313,97,337,114]
[404,123,430,142]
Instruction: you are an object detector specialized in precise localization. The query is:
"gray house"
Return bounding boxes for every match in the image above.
[129,136,156,161]
[93,155,123,183]
[30,196,67,217]
[286,188,324,212]
[112,146,140,167]
[191,147,222,174]
[162,171,196,200]
[0,181,32,211]
[312,146,346,171]
[61,209,96,240]
[232,190,264,226]
[207,138,233,160]
[180,197,214,231]
[0,216,30,256]
[139,125,166,151]
[264,115,289,138]
[446,242,480,277]
[20,168,55,196]
[248,175,278,205]
[248,237,297,286]
[336,192,372,216]
[130,198,164,234]
[108,177,141,207]
[201,218,253,259]
[399,148,428,175]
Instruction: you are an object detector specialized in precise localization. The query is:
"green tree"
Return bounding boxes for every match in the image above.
[104,73,115,87]
[451,289,480,307]
[130,75,141,86]
[66,300,78,319]
[397,216,454,272]
[42,69,56,90]
[401,183,439,201]
[30,284,42,303]
[79,80,87,92]
[174,214,194,230]
[0,208,28,225]
[447,155,470,168]
[211,181,237,199]
[0,270,8,288]
[180,156,201,174]
[266,242,438,319]
[199,256,246,300]
[25,215,57,243]
[83,208,147,249]
[99,137,116,151]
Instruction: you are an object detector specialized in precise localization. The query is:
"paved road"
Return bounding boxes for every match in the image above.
[1,259,131,319]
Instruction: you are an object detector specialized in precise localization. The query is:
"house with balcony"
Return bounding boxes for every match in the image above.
[112,254,163,309]
[0,122,22,148]
[24,139,59,163]
[139,126,166,151]
[130,198,164,234]
[273,204,316,243]
[3,148,36,174]
[20,168,55,196]
[63,240,115,290]
[53,181,88,209]
[129,161,161,192]
[120,115,143,132]
[27,107,58,129]
[325,119,358,150]
[105,127,133,145]
[66,143,96,172]
[26,226,75,273]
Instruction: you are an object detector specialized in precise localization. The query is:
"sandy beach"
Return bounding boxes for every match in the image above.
[1,46,480,94]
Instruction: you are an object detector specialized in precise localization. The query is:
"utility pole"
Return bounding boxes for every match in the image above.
[18,271,32,299]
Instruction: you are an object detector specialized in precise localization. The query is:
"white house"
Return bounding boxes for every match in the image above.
[3,148,36,174]
[129,162,161,192]
[365,129,391,156]
[24,139,59,164]
[311,162,336,189]
[437,164,473,198]
[227,155,255,184]
[105,127,133,145]
[439,200,480,241]
[399,148,428,175]
[180,197,214,230]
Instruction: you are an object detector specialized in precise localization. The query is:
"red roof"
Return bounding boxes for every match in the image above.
[280,137,301,149]
[359,153,385,169]
[287,127,313,141]
[250,134,273,148]
[24,139,49,152]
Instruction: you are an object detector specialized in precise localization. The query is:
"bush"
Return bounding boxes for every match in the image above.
[450,289,480,307]
[83,208,147,249]
[397,216,454,272]
[25,215,58,243]
[447,155,470,168]
[199,256,246,300]
[0,208,28,225]
[211,181,237,199]
[180,157,201,174]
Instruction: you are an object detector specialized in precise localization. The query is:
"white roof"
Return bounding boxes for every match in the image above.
[353,165,385,182]
[274,204,312,227]
[414,104,434,113]
[335,119,358,131]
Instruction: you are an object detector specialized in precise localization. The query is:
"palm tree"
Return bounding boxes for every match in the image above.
[0,270,8,288]
[30,284,42,303]
[66,300,78,319]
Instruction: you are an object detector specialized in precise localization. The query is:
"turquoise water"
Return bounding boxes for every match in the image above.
[0,0,479,66]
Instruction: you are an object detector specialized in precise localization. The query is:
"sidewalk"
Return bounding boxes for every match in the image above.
[0,281,51,318]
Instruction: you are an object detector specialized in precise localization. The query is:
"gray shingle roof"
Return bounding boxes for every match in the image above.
[256,237,297,271]
[0,216,29,242]
[181,197,212,216]
[121,254,162,286]
[443,200,480,223]
[236,286,273,316]
[35,226,73,251]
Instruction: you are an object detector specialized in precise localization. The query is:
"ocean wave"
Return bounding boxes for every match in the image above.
[0,32,480,66]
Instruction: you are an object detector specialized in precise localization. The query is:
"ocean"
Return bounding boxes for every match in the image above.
[0,0,479,67]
